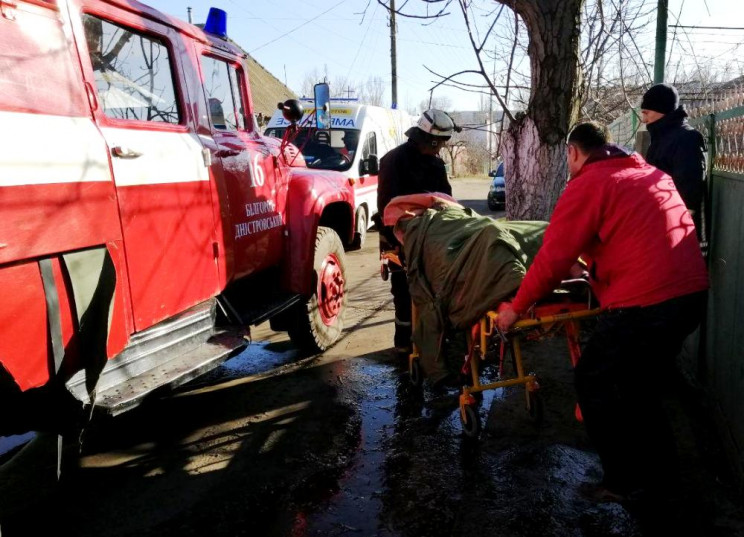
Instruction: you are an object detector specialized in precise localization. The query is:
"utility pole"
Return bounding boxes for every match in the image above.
[389,0,398,109]
[488,46,496,165]
[487,100,492,164]
[654,0,668,83]
[187,6,192,24]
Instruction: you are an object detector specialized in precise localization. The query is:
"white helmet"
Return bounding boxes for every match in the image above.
[415,109,455,138]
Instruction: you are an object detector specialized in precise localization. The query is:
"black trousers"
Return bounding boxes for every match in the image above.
[574,291,706,496]
[390,269,412,351]
[379,227,412,352]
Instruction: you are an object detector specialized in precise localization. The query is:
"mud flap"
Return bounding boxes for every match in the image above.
[39,258,71,479]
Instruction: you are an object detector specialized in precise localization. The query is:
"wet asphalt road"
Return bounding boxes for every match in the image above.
[2,178,743,537]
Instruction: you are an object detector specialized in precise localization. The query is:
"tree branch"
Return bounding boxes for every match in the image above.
[477,4,506,53]
[457,0,514,122]
[374,0,453,19]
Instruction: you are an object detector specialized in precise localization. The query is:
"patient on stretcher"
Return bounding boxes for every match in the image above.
[383,193,548,386]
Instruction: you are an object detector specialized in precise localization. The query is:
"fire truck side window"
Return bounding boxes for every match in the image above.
[82,15,180,124]
[201,56,245,131]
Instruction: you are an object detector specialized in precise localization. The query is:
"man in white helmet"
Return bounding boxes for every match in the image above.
[377,109,456,357]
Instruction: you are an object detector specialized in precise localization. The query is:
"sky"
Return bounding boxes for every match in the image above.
[143,0,744,113]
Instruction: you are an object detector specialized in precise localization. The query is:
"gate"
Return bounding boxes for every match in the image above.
[689,96,744,487]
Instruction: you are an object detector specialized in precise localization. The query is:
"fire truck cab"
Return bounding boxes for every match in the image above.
[0,0,354,440]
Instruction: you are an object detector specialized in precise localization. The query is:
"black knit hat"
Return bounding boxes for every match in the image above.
[641,83,679,114]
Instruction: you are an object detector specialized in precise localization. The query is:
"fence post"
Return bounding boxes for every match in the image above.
[696,112,717,384]
[707,113,716,183]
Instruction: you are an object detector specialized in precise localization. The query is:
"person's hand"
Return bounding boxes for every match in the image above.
[496,303,519,333]
[569,262,589,279]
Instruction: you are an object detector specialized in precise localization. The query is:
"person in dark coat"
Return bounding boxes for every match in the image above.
[376,109,456,356]
[641,83,707,237]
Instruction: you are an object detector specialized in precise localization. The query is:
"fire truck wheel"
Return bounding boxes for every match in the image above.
[289,226,347,353]
[349,206,367,251]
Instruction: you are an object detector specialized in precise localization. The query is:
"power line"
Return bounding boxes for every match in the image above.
[665,0,684,72]
[249,0,348,54]
[226,0,348,73]
[342,1,378,90]
[670,25,744,30]
[668,7,704,81]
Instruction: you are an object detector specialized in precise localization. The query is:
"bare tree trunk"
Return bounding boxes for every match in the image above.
[503,115,568,219]
[499,0,584,220]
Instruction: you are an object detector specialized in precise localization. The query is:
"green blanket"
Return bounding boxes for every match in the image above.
[399,206,547,383]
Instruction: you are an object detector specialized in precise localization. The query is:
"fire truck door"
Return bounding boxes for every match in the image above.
[199,54,287,280]
[77,13,220,332]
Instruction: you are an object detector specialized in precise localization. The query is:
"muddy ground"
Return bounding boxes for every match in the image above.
[1,178,743,537]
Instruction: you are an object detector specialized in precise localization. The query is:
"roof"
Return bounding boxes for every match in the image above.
[246,55,297,120]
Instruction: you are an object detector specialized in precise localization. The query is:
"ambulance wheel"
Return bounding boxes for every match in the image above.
[409,357,423,387]
[461,405,481,438]
[350,206,367,251]
[289,226,346,353]
[528,390,544,423]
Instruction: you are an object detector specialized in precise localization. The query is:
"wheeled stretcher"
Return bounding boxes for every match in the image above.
[379,195,600,437]
[407,280,601,438]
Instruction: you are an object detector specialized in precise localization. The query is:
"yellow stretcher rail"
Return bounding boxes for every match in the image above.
[456,304,600,437]
[386,247,601,437]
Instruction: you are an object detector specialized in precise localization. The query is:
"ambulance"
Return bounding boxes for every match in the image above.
[265,103,415,248]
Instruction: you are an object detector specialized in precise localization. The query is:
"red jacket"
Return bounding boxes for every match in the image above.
[511,148,708,314]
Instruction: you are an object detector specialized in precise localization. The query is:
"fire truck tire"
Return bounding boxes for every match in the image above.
[349,206,367,251]
[288,226,347,353]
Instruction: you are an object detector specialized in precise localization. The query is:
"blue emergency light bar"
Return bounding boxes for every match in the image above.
[204,7,227,38]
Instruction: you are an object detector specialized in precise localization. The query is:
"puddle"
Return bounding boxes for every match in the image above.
[294,356,501,537]
[199,340,300,383]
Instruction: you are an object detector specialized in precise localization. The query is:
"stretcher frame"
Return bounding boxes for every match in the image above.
[456,301,600,437]
[382,250,601,437]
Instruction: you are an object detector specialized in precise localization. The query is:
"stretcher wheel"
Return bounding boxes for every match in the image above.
[409,357,423,387]
[527,390,544,423]
[461,404,481,438]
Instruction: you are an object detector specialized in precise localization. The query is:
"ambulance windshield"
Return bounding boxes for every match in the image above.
[264,127,360,171]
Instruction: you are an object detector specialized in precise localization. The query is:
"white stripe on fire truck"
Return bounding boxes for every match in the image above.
[100,127,209,187]
[0,111,111,186]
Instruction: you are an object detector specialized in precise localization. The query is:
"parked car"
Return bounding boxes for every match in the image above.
[487,163,506,210]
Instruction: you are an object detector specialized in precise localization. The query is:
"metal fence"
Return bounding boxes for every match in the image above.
[688,97,744,486]
[607,108,642,148]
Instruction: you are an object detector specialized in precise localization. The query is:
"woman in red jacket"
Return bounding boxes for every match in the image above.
[498,121,708,504]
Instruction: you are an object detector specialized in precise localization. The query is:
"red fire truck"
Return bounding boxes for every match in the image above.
[0,0,354,447]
